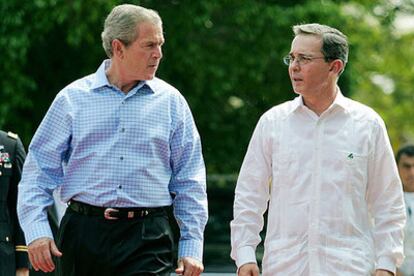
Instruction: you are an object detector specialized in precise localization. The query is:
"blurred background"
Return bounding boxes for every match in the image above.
[2,0,414,273]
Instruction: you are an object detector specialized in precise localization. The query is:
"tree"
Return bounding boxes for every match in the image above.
[1,0,413,269]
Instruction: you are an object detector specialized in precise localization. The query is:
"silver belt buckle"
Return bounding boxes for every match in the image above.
[104,208,119,220]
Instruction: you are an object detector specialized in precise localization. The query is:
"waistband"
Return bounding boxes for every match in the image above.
[68,200,166,220]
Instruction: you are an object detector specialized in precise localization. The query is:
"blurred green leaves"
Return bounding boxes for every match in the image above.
[1,0,413,172]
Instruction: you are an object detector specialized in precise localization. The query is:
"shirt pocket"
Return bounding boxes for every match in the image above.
[336,149,369,196]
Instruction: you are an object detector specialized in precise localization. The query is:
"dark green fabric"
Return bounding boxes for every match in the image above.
[0,130,29,274]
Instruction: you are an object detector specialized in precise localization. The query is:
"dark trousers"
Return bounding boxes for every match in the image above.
[56,207,174,276]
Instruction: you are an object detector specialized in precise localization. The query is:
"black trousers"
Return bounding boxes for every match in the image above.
[56,207,174,276]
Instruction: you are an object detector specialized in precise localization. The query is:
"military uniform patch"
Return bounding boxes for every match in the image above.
[7,132,18,140]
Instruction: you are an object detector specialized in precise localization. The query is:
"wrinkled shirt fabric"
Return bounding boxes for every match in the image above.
[18,60,208,260]
[231,91,405,275]
[400,192,414,275]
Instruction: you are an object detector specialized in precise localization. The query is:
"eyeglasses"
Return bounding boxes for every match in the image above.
[283,55,326,66]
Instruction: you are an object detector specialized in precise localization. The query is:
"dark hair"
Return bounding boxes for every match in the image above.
[396,144,414,164]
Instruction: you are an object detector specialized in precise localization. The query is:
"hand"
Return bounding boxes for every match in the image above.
[16,268,29,276]
[238,263,260,276]
[175,257,204,276]
[28,237,62,273]
[375,269,394,276]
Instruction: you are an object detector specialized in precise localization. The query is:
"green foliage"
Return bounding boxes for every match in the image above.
[2,0,412,169]
[2,0,414,270]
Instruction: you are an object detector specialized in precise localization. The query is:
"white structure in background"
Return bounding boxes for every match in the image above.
[394,12,414,36]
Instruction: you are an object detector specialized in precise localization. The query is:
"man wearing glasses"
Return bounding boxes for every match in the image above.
[231,23,405,275]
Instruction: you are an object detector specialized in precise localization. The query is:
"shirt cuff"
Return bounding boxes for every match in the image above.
[25,221,54,245]
[235,246,257,268]
[178,239,204,261]
[376,256,396,275]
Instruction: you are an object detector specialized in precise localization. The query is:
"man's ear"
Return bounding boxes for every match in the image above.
[112,39,124,59]
[329,59,344,74]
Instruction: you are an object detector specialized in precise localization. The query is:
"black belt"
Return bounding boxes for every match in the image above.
[68,200,165,220]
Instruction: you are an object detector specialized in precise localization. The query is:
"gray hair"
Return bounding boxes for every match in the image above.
[293,23,348,65]
[101,4,162,58]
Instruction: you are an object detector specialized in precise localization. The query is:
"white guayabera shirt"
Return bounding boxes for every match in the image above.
[231,90,405,275]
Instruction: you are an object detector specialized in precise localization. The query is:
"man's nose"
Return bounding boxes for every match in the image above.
[153,46,162,59]
[290,60,300,71]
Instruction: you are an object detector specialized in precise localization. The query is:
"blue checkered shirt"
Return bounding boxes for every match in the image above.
[17,60,208,261]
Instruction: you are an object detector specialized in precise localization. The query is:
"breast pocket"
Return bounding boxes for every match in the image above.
[336,150,369,196]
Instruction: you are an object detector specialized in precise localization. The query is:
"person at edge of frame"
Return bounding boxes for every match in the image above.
[0,130,29,276]
[396,145,414,276]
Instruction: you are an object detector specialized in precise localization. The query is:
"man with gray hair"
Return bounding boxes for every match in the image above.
[18,4,207,276]
[231,23,405,275]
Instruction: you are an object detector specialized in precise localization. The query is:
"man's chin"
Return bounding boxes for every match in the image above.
[292,87,302,95]
[143,74,156,80]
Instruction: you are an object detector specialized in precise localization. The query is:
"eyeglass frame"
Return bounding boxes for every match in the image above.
[282,54,332,66]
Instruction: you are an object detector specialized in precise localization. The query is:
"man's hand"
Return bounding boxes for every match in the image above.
[175,257,204,276]
[15,268,29,276]
[238,263,260,276]
[375,269,394,276]
[28,237,62,272]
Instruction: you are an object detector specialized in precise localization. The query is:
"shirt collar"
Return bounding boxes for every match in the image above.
[332,87,349,111]
[90,59,156,94]
[90,60,112,90]
[291,86,350,114]
[143,78,158,94]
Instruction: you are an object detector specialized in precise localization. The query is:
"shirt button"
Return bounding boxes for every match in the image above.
[121,128,125,132]
[118,185,122,189]
[120,156,124,160]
